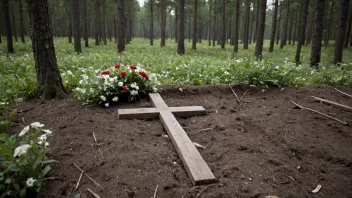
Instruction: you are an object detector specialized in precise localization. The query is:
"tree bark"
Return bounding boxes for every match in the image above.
[68,5,72,43]
[161,0,166,46]
[1,0,14,53]
[234,0,240,52]
[288,8,294,45]
[83,0,88,47]
[208,0,211,46]
[249,2,255,44]
[326,1,335,46]
[175,5,178,43]
[269,0,278,52]
[344,11,352,47]
[95,0,99,45]
[254,0,260,43]
[71,0,81,53]
[177,0,185,54]
[221,0,225,49]
[255,0,267,59]
[192,0,198,49]
[26,0,67,99]
[243,0,250,49]
[19,0,25,43]
[280,0,289,49]
[117,0,125,53]
[310,0,325,66]
[276,3,281,45]
[102,0,107,45]
[11,7,17,42]
[150,0,153,46]
[333,0,350,64]
[295,0,309,64]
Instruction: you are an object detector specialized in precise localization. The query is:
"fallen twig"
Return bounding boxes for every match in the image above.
[87,188,101,198]
[75,171,84,190]
[228,84,240,102]
[312,184,322,193]
[153,185,159,198]
[291,100,348,125]
[283,173,297,185]
[196,184,217,198]
[73,163,104,189]
[334,88,352,98]
[312,96,352,111]
[240,89,249,101]
[198,128,213,133]
[93,133,104,159]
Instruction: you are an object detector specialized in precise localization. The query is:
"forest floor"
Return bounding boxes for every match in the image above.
[10,85,352,198]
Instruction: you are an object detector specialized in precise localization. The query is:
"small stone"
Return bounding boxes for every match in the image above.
[214,124,226,131]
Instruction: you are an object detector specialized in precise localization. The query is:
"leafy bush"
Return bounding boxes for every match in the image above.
[0,103,16,132]
[73,64,159,107]
[0,123,55,197]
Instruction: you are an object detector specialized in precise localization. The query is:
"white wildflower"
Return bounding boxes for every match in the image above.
[105,103,109,107]
[67,70,73,75]
[42,129,52,134]
[26,178,36,187]
[19,126,30,137]
[30,122,44,128]
[131,90,138,96]
[130,82,137,88]
[45,142,49,147]
[118,82,123,87]
[13,144,31,157]
[38,141,43,145]
[112,97,119,102]
[100,95,106,101]
[153,87,158,93]
[39,134,47,142]
[135,86,139,90]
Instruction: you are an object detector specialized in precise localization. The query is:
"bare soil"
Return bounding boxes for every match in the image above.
[10,85,352,198]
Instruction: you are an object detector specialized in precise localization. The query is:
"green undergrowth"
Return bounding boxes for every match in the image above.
[0,37,351,102]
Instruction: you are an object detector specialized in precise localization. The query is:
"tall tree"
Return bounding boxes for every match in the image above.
[68,5,72,43]
[310,0,325,66]
[71,0,81,53]
[175,5,178,43]
[1,0,14,53]
[254,0,260,43]
[276,3,282,45]
[192,0,198,50]
[221,0,225,49]
[255,0,267,59]
[117,0,125,52]
[95,0,99,45]
[11,7,17,42]
[234,0,240,52]
[280,0,289,49]
[269,0,279,52]
[102,0,107,45]
[83,0,88,47]
[334,0,350,64]
[19,0,25,43]
[161,0,166,46]
[295,0,309,64]
[26,0,67,99]
[150,0,154,46]
[208,0,211,46]
[177,0,185,54]
[344,10,352,47]
[243,0,250,49]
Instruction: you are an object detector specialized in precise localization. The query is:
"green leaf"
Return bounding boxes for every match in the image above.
[0,133,9,141]
[42,165,51,177]
[4,178,11,184]
[42,159,57,165]
[73,194,81,198]
[19,188,26,198]
[13,183,20,191]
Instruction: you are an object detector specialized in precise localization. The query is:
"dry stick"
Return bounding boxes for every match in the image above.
[283,173,297,185]
[291,100,348,125]
[93,133,104,159]
[195,184,217,198]
[228,84,240,102]
[198,128,213,133]
[87,188,101,198]
[240,89,249,101]
[335,88,352,98]
[153,185,159,198]
[73,163,104,189]
[75,171,84,190]
[312,96,352,111]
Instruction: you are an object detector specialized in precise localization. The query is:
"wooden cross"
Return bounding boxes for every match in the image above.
[118,93,216,185]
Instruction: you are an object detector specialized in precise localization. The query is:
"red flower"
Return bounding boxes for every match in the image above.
[114,64,121,69]
[122,86,128,91]
[139,71,149,80]
[101,70,110,75]
[120,71,127,78]
[130,65,137,70]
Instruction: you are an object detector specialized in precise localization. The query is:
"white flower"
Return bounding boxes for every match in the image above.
[130,82,137,88]
[42,129,52,134]
[45,142,49,147]
[39,134,47,141]
[30,122,44,128]
[105,103,109,107]
[100,95,106,101]
[38,141,43,145]
[26,178,36,187]
[135,86,139,90]
[13,144,31,157]
[19,126,30,137]
[112,97,119,102]
[118,82,123,87]
[89,88,94,93]
[131,90,138,96]
[153,87,158,93]
[67,70,73,75]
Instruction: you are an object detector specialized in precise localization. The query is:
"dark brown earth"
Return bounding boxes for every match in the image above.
[10,85,352,198]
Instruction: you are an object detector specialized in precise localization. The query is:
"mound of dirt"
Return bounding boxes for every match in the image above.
[10,85,352,198]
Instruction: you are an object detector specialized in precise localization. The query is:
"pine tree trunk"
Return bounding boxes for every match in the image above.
[161,0,166,46]
[295,0,309,64]
[83,0,89,47]
[26,0,67,99]
[95,0,99,45]
[103,1,107,45]
[11,7,17,42]
[243,0,250,49]
[221,0,225,49]
[254,0,259,43]
[71,0,81,53]
[177,0,185,54]
[1,0,14,53]
[280,0,289,49]
[150,0,153,46]
[68,7,72,43]
[333,0,350,64]
[293,4,299,46]
[326,1,335,46]
[255,0,267,59]
[234,0,240,52]
[310,0,325,66]
[213,7,216,46]
[276,3,281,45]
[208,0,211,46]
[288,10,294,45]
[269,0,278,52]
[175,5,178,43]
[117,0,125,52]
[344,11,352,47]
[192,0,197,49]
[19,0,25,43]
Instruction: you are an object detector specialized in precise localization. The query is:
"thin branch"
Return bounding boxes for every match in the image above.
[73,163,104,189]
[75,171,84,190]
[153,185,159,198]
[87,188,101,198]
[228,84,240,102]
[240,89,249,100]
[291,100,348,125]
[312,96,352,111]
[334,88,352,98]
